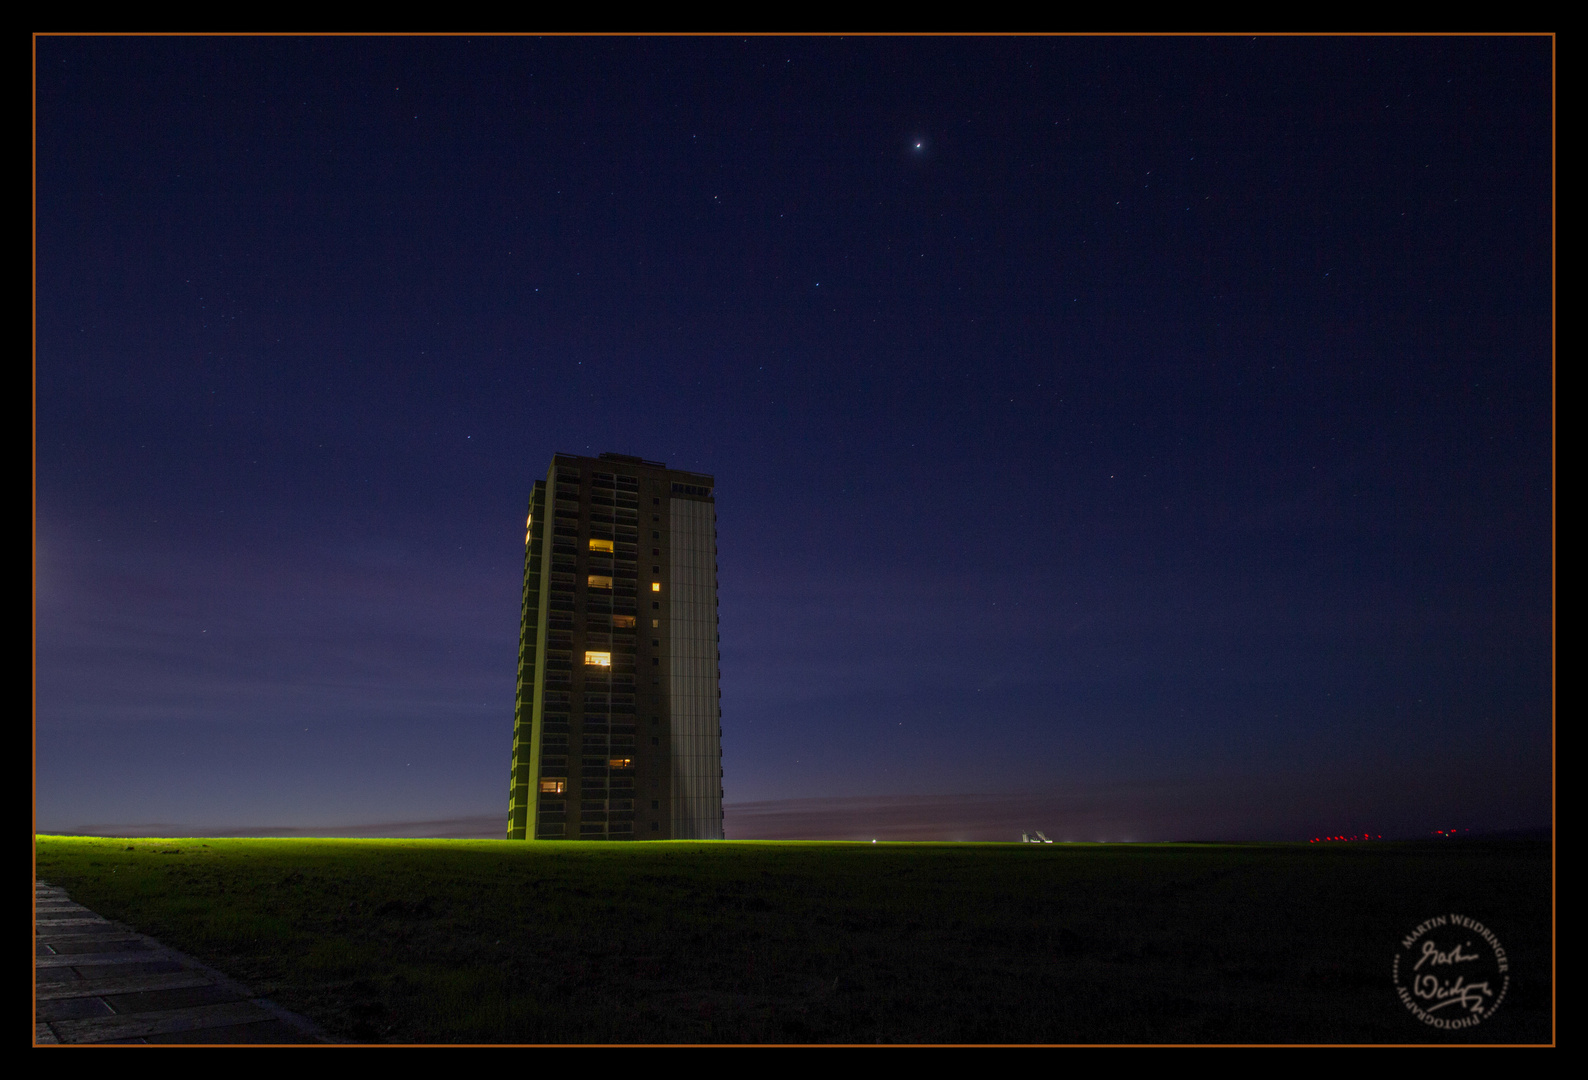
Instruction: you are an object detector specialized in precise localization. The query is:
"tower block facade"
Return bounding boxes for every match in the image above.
[508,452,723,840]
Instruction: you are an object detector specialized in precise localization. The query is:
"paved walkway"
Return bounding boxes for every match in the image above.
[35,880,331,1045]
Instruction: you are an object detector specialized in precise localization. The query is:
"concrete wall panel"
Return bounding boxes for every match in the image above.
[669,497,722,839]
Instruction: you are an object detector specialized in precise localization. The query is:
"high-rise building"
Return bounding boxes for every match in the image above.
[507,452,723,840]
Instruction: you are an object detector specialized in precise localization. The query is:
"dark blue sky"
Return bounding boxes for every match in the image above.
[34,36,1553,839]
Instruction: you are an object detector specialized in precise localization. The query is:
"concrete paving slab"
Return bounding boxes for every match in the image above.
[37,997,116,1023]
[36,969,86,985]
[36,951,175,968]
[44,939,155,955]
[37,926,140,941]
[50,1001,282,1043]
[106,984,250,1014]
[37,924,120,934]
[60,959,189,979]
[36,972,217,1001]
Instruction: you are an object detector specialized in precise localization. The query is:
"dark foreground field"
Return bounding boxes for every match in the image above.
[35,836,1552,1044]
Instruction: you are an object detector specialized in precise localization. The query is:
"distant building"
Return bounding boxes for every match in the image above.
[507,452,723,840]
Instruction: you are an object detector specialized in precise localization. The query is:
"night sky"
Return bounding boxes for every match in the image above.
[34,36,1553,841]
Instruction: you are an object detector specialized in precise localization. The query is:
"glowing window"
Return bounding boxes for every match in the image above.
[540,778,566,794]
[585,651,612,667]
[588,538,614,553]
[608,757,633,769]
[651,582,661,592]
[613,615,635,628]
[588,575,613,590]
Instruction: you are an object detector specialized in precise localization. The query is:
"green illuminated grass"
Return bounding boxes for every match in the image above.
[34,836,1550,1044]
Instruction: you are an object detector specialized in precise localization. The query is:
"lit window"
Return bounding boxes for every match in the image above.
[651,619,659,628]
[609,757,633,769]
[588,538,614,553]
[540,778,566,794]
[613,615,635,628]
[651,582,661,592]
[588,575,613,589]
[585,651,612,667]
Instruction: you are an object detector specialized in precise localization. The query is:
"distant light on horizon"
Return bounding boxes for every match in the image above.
[1310,834,1384,843]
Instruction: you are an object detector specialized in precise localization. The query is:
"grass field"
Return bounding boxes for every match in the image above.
[34,836,1552,1044]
